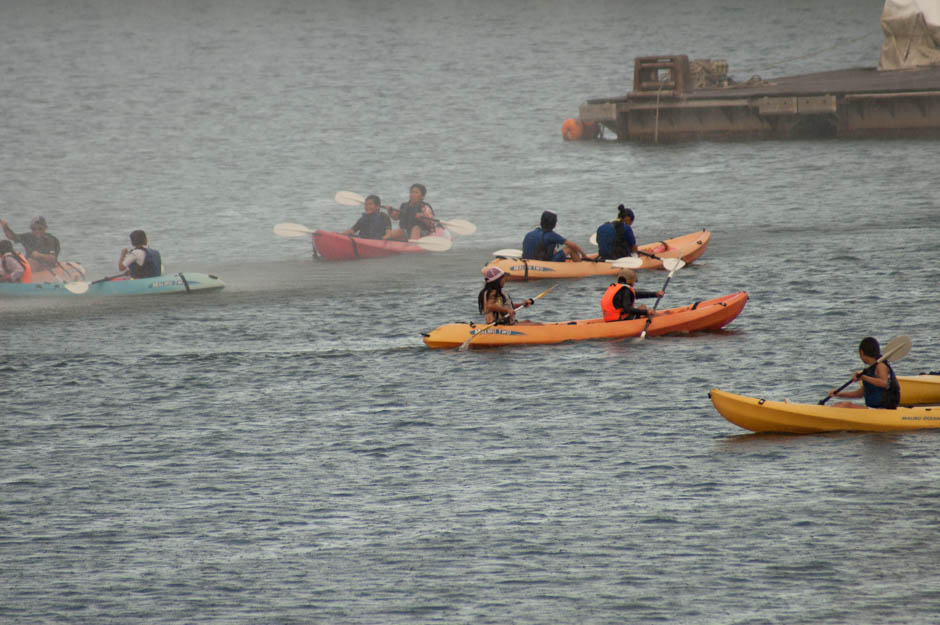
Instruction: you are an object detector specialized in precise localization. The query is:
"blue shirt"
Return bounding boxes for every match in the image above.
[596,221,636,259]
[522,228,567,261]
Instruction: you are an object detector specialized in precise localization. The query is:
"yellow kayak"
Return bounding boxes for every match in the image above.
[709,388,940,434]
[899,375,940,405]
[483,229,710,281]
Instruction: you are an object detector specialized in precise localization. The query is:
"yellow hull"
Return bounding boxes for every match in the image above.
[710,388,940,434]
[898,375,940,406]
[483,229,710,281]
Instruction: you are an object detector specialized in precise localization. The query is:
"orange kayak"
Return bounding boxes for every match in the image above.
[423,291,746,349]
[482,229,710,281]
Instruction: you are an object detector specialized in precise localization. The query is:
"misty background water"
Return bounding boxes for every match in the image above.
[2,1,939,623]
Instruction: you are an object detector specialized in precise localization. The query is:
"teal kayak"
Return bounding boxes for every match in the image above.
[0,272,224,296]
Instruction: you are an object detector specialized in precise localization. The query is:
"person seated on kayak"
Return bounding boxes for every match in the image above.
[118,229,163,278]
[1,216,61,269]
[595,204,638,260]
[478,267,535,325]
[600,268,663,321]
[0,239,32,283]
[828,337,901,409]
[385,183,435,241]
[522,210,585,262]
[344,194,392,240]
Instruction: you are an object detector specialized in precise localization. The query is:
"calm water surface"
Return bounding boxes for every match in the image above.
[2,1,939,623]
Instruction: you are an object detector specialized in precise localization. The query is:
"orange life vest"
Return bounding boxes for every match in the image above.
[600,282,635,322]
[2,251,31,283]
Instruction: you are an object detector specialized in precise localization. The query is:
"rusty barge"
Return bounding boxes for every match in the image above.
[575,55,940,142]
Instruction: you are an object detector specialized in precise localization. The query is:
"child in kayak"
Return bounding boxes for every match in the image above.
[344,194,392,240]
[600,268,663,321]
[595,204,638,260]
[828,336,901,409]
[478,267,534,325]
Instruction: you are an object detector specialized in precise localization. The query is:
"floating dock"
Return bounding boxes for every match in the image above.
[577,55,940,142]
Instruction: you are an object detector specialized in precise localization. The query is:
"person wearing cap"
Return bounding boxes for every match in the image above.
[385,183,435,241]
[344,194,392,240]
[478,266,535,325]
[1,216,61,268]
[118,230,163,278]
[521,210,585,262]
[600,268,663,322]
[0,239,32,283]
[595,204,638,260]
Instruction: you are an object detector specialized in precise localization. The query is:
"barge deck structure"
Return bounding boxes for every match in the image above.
[578,54,940,142]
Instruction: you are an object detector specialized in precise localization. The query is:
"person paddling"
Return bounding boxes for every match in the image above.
[600,268,663,321]
[0,239,32,283]
[595,204,638,260]
[344,194,392,240]
[478,267,535,326]
[522,210,585,262]
[118,230,163,278]
[1,216,61,268]
[827,337,901,409]
[385,183,436,241]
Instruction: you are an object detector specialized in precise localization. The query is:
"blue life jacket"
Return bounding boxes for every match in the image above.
[129,247,162,278]
[862,362,900,409]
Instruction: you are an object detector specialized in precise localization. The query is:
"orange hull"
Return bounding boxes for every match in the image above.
[483,229,710,281]
[423,291,746,349]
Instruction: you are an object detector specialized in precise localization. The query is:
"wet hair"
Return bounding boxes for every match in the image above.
[0,240,13,254]
[859,336,881,359]
[478,280,505,315]
[540,210,557,231]
[410,183,426,197]
[617,204,635,221]
[130,230,148,247]
[365,194,381,207]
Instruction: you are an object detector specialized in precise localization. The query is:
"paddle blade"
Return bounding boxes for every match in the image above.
[883,335,912,362]
[273,223,316,237]
[411,236,453,252]
[662,258,686,273]
[335,191,366,206]
[589,232,598,245]
[610,256,643,269]
[439,219,477,235]
[493,249,523,258]
[64,281,89,294]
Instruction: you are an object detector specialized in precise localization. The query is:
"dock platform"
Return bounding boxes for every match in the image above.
[578,55,940,142]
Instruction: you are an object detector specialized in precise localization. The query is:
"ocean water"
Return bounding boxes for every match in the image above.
[2,1,939,623]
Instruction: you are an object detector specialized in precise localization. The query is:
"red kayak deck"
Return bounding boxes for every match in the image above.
[312,229,450,261]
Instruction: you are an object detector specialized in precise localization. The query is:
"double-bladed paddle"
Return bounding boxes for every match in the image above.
[819,335,912,405]
[457,283,557,351]
[638,257,685,340]
[490,250,643,269]
[334,191,477,235]
[64,273,127,294]
[273,222,453,251]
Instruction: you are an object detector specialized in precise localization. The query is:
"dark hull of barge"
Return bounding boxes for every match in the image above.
[579,56,940,142]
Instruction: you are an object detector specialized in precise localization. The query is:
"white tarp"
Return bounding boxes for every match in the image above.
[879,0,940,69]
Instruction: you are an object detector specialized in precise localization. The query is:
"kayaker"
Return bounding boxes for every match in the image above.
[595,204,638,260]
[828,337,901,409]
[118,230,163,278]
[600,268,663,321]
[344,194,391,240]
[0,239,32,283]
[478,267,534,325]
[521,210,585,262]
[385,183,435,241]
[1,216,61,268]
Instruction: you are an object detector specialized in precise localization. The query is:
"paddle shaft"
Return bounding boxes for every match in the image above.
[819,337,910,405]
[638,264,681,339]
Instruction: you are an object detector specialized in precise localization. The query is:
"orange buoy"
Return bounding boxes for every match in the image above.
[561,118,583,141]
